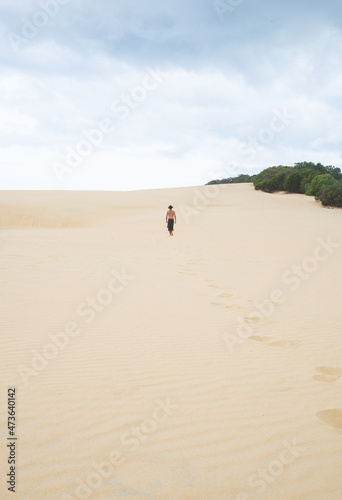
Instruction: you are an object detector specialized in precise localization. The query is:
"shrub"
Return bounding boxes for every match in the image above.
[232,174,256,183]
[253,163,342,206]
[299,168,318,193]
[325,165,342,181]
[305,174,337,197]
[254,166,292,192]
[317,182,342,207]
[283,171,302,193]
[206,174,255,185]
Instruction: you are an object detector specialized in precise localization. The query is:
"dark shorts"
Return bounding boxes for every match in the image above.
[167,219,174,231]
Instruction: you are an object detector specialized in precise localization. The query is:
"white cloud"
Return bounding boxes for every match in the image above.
[0,0,342,190]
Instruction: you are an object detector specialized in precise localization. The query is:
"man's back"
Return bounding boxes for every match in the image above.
[167,209,175,219]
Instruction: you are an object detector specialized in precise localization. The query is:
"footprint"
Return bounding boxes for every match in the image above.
[316,366,342,376]
[316,409,342,430]
[177,265,196,276]
[273,378,296,392]
[219,293,233,298]
[313,375,340,383]
[244,316,263,325]
[209,285,223,289]
[313,366,342,383]
[211,302,236,309]
[249,335,291,347]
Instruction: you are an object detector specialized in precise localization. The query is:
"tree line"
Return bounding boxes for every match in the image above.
[206,162,342,208]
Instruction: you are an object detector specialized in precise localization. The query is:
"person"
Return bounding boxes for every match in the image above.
[166,205,176,236]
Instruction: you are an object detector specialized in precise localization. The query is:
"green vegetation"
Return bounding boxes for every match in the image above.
[206,162,342,208]
[253,162,342,208]
[305,174,338,197]
[319,182,342,207]
[206,173,256,185]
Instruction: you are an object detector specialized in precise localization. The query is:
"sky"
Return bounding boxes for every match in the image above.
[1,0,342,191]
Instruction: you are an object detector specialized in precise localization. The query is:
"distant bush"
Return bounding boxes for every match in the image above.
[317,182,342,207]
[254,166,292,192]
[253,162,342,207]
[325,165,342,180]
[207,162,342,208]
[206,178,232,185]
[283,171,302,193]
[299,168,318,193]
[232,174,256,183]
[305,174,337,197]
[206,174,255,185]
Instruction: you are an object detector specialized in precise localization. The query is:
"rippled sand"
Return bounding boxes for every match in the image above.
[1,184,342,499]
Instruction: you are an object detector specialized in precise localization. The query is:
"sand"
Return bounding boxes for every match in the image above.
[0,183,342,500]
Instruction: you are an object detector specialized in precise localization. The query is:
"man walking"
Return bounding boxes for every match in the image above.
[166,205,176,236]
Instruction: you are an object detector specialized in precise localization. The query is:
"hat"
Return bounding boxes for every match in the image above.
[168,205,173,209]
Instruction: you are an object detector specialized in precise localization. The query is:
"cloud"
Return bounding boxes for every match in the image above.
[0,0,342,190]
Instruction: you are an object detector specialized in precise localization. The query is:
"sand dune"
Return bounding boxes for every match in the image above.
[1,183,342,500]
